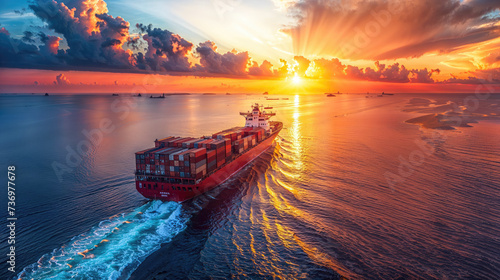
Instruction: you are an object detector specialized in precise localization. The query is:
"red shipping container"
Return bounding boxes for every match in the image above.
[195,139,210,148]
[183,139,199,148]
[157,136,178,147]
[189,148,207,158]
[216,151,225,162]
[165,138,181,147]
[202,139,215,149]
[210,140,225,150]
[207,149,216,158]
[217,159,226,167]
[195,171,204,180]
[169,137,188,148]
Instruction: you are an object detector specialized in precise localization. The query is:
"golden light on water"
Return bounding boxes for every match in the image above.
[291,95,304,172]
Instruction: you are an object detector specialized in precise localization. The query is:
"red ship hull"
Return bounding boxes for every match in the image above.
[135,129,280,202]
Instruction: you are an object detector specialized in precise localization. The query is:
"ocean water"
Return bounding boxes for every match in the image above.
[0,93,499,279]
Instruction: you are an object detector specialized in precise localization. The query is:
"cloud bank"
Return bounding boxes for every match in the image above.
[0,0,499,85]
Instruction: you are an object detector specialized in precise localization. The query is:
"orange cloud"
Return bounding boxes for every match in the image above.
[54,74,70,85]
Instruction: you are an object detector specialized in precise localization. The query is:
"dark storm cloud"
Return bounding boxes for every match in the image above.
[0,28,45,68]
[28,0,134,70]
[194,41,251,75]
[134,23,193,72]
[22,31,35,43]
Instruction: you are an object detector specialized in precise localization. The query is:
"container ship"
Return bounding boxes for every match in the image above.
[135,103,283,202]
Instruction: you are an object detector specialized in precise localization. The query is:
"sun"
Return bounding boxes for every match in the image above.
[292,74,302,84]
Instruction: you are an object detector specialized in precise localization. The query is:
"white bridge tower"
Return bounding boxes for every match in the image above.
[240,103,276,131]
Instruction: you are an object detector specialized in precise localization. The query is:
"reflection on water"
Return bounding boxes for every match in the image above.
[291,94,304,173]
[1,94,499,280]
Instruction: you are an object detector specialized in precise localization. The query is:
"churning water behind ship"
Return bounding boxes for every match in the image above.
[17,201,188,279]
[0,93,499,279]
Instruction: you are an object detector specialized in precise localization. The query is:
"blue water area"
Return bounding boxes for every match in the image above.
[0,93,499,279]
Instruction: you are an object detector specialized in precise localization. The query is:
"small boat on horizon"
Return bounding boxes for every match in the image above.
[263,92,269,95]
[44,93,49,96]
[325,91,339,97]
[150,94,165,98]
[112,93,119,96]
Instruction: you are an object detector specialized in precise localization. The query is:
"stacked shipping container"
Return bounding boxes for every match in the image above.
[136,126,268,182]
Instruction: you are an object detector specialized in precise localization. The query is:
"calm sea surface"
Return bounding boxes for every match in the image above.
[0,93,499,279]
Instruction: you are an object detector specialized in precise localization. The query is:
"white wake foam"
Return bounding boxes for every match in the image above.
[17,201,189,280]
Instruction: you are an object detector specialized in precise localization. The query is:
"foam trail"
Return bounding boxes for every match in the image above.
[17,201,189,280]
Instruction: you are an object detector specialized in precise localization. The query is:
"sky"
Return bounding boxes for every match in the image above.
[0,0,500,94]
